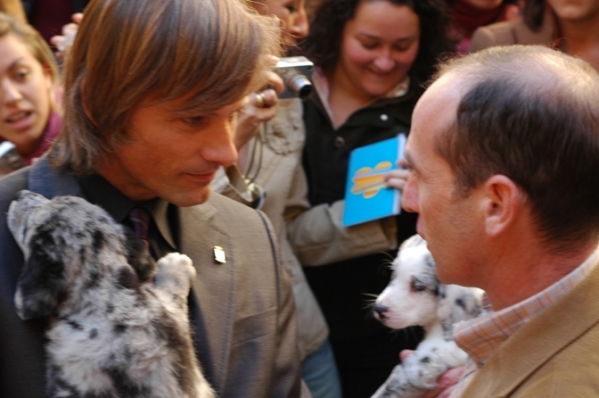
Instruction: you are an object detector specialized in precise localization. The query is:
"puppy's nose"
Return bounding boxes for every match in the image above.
[374,303,389,318]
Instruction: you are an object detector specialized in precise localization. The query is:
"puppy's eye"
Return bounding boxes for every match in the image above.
[411,278,427,292]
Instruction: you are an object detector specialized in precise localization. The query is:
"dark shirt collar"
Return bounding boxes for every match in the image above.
[78,173,177,249]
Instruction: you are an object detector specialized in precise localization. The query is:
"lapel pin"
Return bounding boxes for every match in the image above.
[213,245,226,264]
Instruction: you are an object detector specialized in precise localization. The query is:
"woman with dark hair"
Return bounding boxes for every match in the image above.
[289,1,454,396]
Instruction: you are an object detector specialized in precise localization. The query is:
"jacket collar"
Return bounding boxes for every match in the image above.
[462,255,599,397]
[27,156,82,199]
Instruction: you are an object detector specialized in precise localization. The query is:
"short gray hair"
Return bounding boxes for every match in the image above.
[433,45,599,251]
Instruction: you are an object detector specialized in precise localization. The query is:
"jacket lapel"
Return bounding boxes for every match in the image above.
[463,259,599,397]
[178,201,235,392]
[27,156,82,198]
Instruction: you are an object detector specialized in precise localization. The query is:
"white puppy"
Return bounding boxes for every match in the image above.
[371,235,483,398]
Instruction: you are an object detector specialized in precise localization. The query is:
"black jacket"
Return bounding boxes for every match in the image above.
[302,87,421,341]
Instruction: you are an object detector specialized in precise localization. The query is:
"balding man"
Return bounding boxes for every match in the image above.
[399,45,599,397]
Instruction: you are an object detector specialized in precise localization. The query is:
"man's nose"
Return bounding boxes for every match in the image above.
[202,122,238,169]
[401,175,418,213]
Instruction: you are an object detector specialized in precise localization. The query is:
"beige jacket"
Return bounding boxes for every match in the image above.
[215,98,398,356]
[214,98,328,360]
[461,258,599,397]
[469,10,555,53]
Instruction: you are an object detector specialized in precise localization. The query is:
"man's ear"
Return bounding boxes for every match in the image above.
[481,175,522,237]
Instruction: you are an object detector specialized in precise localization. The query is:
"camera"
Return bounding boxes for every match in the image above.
[0,141,25,177]
[275,56,314,100]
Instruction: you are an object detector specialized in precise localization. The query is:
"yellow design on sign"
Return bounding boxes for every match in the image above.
[350,161,392,199]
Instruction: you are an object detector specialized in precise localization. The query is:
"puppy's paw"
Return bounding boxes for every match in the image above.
[403,350,447,390]
[155,253,196,299]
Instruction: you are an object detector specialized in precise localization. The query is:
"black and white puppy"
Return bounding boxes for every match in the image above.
[8,190,214,398]
[371,235,483,398]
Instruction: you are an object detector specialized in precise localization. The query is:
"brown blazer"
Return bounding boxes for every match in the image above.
[469,11,555,53]
[0,157,307,398]
[461,257,599,397]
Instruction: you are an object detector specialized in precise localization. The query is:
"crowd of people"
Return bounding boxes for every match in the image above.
[1,0,599,397]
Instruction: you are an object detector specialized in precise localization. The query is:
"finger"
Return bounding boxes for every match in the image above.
[265,70,285,94]
[252,92,265,108]
[260,89,278,108]
[250,89,278,109]
[62,23,78,36]
[399,349,414,362]
[49,35,62,47]
[72,13,83,24]
[385,178,406,191]
[384,169,410,182]
[267,55,280,66]
[437,366,464,388]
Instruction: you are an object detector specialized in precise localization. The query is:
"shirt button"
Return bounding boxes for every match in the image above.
[335,136,345,147]
[380,114,389,121]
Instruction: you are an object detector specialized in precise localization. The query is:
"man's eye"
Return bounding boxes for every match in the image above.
[183,116,204,125]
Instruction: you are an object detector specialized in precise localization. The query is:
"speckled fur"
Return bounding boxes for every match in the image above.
[8,190,214,398]
[371,235,483,398]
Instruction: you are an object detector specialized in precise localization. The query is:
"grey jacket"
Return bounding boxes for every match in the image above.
[0,157,306,398]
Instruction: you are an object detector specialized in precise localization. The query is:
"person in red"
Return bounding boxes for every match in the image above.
[448,0,520,53]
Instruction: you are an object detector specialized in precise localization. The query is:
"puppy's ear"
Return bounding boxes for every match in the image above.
[123,228,156,282]
[15,247,67,320]
[437,285,482,340]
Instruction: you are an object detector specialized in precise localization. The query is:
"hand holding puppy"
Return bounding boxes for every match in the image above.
[399,350,464,398]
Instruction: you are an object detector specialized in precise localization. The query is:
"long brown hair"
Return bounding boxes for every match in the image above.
[52,0,280,174]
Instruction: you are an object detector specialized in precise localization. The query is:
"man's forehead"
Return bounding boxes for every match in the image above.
[411,75,462,136]
[420,72,465,110]
[405,74,463,169]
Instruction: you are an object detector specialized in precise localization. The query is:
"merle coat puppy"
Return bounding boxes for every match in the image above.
[8,190,214,398]
[371,235,483,398]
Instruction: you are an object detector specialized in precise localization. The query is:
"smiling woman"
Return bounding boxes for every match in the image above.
[291,0,455,396]
[0,12,58,168]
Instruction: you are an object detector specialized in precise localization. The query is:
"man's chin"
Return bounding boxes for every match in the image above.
[166,187,211,207]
